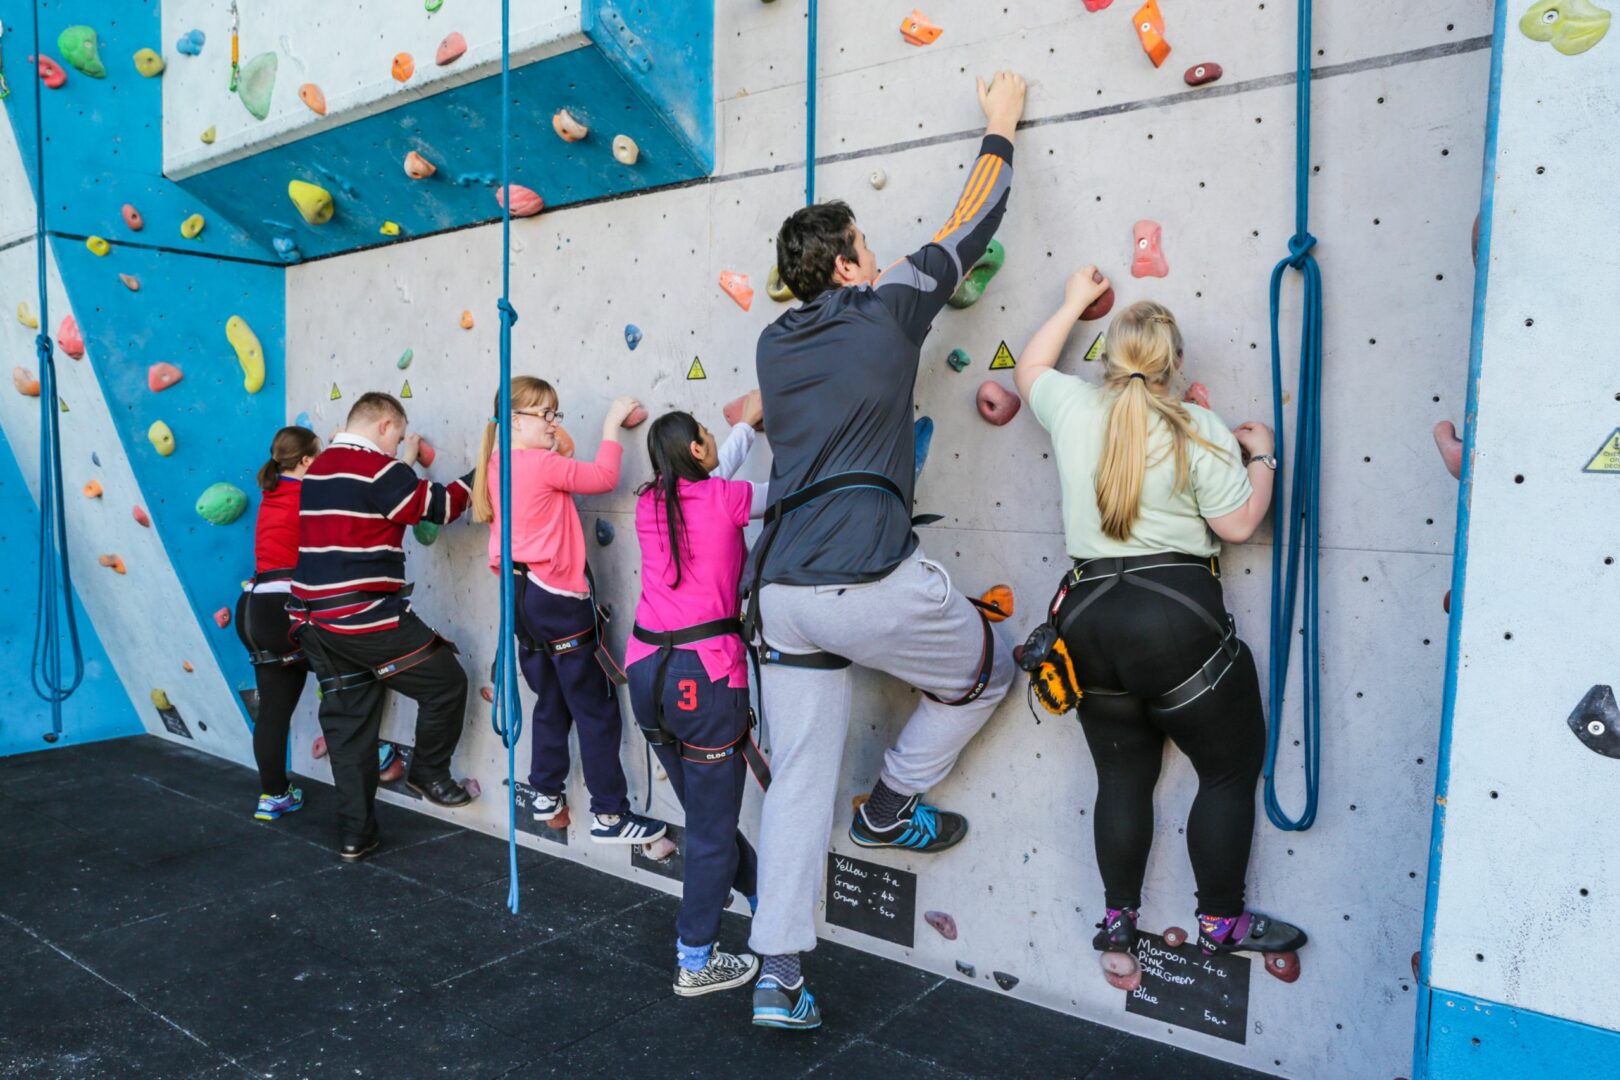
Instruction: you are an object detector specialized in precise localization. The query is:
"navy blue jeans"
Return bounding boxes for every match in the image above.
[516,581,629,816]
[627,649,759,948]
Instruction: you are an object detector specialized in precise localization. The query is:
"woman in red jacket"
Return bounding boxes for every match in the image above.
[237,426,320,820]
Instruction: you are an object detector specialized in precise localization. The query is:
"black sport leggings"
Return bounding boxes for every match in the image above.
[236,589,312,795]
[1057,560,1265,917]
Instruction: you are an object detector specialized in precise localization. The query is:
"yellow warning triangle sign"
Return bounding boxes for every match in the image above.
[686,356,707,381]
[1583,428,1620,474]
[59,396,69,412]
[989,341,1016,370]
[1083,333,1105,363]
[400,380,413,399]
[330,382,342,400]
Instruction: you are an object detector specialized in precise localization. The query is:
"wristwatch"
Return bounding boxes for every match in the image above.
[1248,453,1278,471]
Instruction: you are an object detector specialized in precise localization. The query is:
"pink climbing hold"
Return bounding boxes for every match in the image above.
[214,608,231,629]
[436,31,467,66]
[1080,269,1114,322]
[642,836,678,861]
[924,910,959,940]
[496,184,544,217]
[1433,420,1463,479]
[622,406,648,428]
[462,778,482,800]
[480,686,495,703]
[977,380,1021,425]
[404,150,436,179]
[57,315,84,360]
[416,436,437,468]
[723,392,764,431]
[312,734,328,759]
[1131,220,1169,278]
[32,55,67,89]
[120,274,141,291]
[132,505,151,527]
[719,271,754,312]
[1183,381,1210,410]
[1083,0,1115,8]
[122,204,145,231]
[147,363,183,393]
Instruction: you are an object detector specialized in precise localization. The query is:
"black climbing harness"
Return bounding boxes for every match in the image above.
[510,563,627,687]
[236,569,304,667]
[286,584,457,695]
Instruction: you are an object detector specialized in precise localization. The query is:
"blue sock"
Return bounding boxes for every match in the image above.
[676,938,712,972]
[761,952,801,987]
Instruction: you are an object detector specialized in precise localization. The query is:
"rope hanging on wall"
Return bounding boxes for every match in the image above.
[28,0,87,739]
[1262,0,1325,832]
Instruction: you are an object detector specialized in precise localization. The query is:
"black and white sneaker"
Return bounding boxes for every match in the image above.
[674,948,760,997]
[591,811,667,845]
[531,791,565,822]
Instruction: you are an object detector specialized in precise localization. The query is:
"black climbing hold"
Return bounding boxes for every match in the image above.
[42,732,60,743]
[993,971,1019,991]
[955,960,976,978]
[595,517,615,546]
[1568,684,1620,759]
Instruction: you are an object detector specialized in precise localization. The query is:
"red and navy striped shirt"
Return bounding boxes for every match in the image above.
[292,434,472,634]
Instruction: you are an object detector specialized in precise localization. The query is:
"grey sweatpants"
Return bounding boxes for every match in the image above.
[747,549,1014,957]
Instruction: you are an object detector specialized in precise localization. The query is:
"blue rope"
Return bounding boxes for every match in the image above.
[805,0,817,204]
[490,0,524,914]
[28,0,85,737]
[1261,0,1323,831]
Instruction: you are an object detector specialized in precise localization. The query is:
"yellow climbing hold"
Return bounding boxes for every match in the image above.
[686,356,707,381]
[86,235,110,256]
[133,48,166,77]
[288,180,335,226]
[17,302,39,329]
[181,213,205,239]
[380,221,401,236]
[200,126,216,144]
[151,688,172,711]
[148,420,176,456]
[400,380,413,399]
[225,316,265,394]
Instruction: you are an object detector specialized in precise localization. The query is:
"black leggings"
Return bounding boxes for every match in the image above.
[1057,561,1265,917]
[236,589,312,795]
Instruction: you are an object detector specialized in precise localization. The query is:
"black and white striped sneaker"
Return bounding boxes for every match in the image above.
[590,811,667,845]
[673,948,760,997]
[531,791,565,822]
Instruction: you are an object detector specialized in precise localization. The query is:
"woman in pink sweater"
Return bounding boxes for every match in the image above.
[473,376,666,844]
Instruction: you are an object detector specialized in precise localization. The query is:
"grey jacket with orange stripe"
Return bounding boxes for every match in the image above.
[752,134,1014,588]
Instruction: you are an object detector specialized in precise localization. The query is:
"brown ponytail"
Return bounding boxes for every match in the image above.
[259,426,320,490]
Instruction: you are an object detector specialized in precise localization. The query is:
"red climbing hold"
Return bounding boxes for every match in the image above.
[622,406,648,428]
[723,391,764,431]
[122,204,145,231]
[1433,420,1463,479]
[899,9,944,46]
[32,55,67,89]
[924,910,958,940]
[1131,220,1169,278]
[719,271,754,312]
[58,315,85,360]
[496,184,544,217]
[312,735,328,759]
[1443,589,1451,614]
[1132,0,1171,67]
[1162,926,1188,947]
[1080,269,1114,322]
[1183,381,1210,410]
[416,436,437,468]
[379,755,406,783]
[553,425,575,458]
[214,607,231,628]
[1264,951,1302,983]
[148,363,183,393]
[1184,62,1222,86]
[1082,0,1115,10]
[976,380,1021,425]
[436,32,467,66]
[132,505,151,527]
[549,805,572,830]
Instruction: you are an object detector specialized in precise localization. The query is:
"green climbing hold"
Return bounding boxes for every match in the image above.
[413,520,441,546]
[426,0,444,10]
[947,238,1005,309]
[133,48,166,78]
[947,348,971,372]
[1520,0,1611,55]
[398,348,414,370]
[195,482,248,526]
[58,26,107,79]
[237,52,278,122]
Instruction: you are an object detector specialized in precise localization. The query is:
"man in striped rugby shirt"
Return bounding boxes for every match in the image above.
[292,392,477,862]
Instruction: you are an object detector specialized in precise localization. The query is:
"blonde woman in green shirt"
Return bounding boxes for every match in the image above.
[1014,267,1308,970]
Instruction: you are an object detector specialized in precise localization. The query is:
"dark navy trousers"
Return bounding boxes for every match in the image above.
[627,649,759,948]
[516,580,630,816]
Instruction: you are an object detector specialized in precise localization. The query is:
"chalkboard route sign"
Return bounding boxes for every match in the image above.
[825,852,916,949]
[1123,931,1252,1044]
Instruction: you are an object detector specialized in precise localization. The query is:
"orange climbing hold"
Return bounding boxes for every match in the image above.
[496,184,544,217]
[58,315,85,360]
[899,9,943,46]
[979,584,1015,622]
[12,367,41,397]
[83,479,103,499]
[148,362,183,392]
[1132,0,1171,67]
[552,424,575,458]
[99,554,127,574]
[719,271,754,312]
[391,53,414,82]
[404,150,436,179]
[552,108,589,142]
[132,505,151,527]
[120,274,141,291]
[298,83,327,115]
[436,31,467,66]
[182,660,195,672]
[122,203,144,231]
[460,309,475,329]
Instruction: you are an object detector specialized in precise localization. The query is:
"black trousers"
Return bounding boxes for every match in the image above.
[1057,561,1266,917]
[297,611,469,845]
[235,589,311,794]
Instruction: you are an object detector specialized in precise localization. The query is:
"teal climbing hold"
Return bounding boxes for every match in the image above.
[176,29,205,56]
[195,482,249,526]
[398,348,414,370]
[947,239,1005,309]
[413,520,441,546]
[57,26,107,79]
[238,53,278,122]
[947,348,971,372]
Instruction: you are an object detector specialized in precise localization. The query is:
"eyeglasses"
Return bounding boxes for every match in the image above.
[514,408,563,423]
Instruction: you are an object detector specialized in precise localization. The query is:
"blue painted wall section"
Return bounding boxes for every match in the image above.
[0,427,138,757]
[172,3,716,262]
[2,0,287,713]
[1422,988,1620,1079]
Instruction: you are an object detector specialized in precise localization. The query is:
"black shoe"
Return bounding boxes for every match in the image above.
[406,775,472,807]
[340,834,381,863]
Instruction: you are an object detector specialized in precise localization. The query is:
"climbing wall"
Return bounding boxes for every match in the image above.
[273,4,1494,1077]
[1418,1,1620,1074]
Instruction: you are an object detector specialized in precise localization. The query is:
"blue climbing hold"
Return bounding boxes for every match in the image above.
[176,29,205,56]
[913,416,934,481]
[595,517,615,546]
[624,324,642,351]
[91,451,100,467]
[294,411,313,430]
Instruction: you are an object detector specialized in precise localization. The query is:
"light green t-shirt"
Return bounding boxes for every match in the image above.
[1029,369,1252,560]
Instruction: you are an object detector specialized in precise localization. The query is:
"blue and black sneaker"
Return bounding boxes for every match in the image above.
[848,792,967,853]
[253,786,304,821]
[752,976,821,1030]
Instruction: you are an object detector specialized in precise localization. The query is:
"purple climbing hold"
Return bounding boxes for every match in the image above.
[924,910,958,941]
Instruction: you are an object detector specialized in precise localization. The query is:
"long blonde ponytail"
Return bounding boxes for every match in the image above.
[1094,301,1226,541]
[471,376,557,524]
